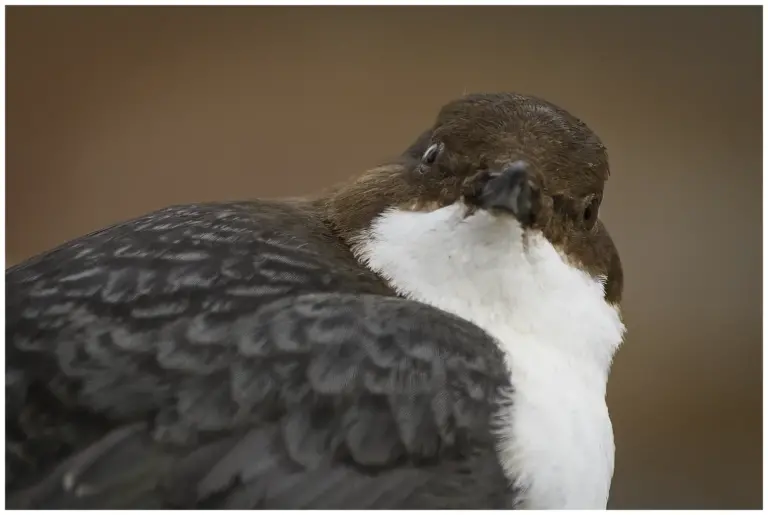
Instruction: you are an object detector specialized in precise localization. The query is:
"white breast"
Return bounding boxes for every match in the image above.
[352,203,626,509]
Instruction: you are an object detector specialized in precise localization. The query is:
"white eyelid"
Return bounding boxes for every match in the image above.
[421,143,442,164]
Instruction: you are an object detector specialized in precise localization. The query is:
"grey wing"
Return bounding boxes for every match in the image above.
[6,202,516,508]
[7,293,515,509]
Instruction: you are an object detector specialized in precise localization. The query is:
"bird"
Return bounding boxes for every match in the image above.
[6,92,626,509]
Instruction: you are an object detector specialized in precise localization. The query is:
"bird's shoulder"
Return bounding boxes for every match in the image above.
[7,200,388,299]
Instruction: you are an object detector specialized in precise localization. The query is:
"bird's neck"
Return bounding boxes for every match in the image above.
[315,163,412,243]
[351,202,624,369]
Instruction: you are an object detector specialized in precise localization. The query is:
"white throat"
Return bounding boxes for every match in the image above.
[352,202,625,509]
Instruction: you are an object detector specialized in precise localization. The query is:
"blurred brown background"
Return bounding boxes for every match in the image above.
[6,6,762,509]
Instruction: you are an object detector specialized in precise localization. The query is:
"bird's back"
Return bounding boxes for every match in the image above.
[6,200,514,509]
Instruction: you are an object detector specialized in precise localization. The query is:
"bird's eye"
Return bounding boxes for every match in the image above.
[583,197,600,226]
[421,143,442,165]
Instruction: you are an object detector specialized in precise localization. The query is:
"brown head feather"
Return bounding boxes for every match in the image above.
[318,93,623,304]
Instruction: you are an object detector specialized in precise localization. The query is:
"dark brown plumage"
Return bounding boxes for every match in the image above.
[321,92,622,304]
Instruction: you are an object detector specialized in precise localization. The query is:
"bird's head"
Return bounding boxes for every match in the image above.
[323,92,622,305]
